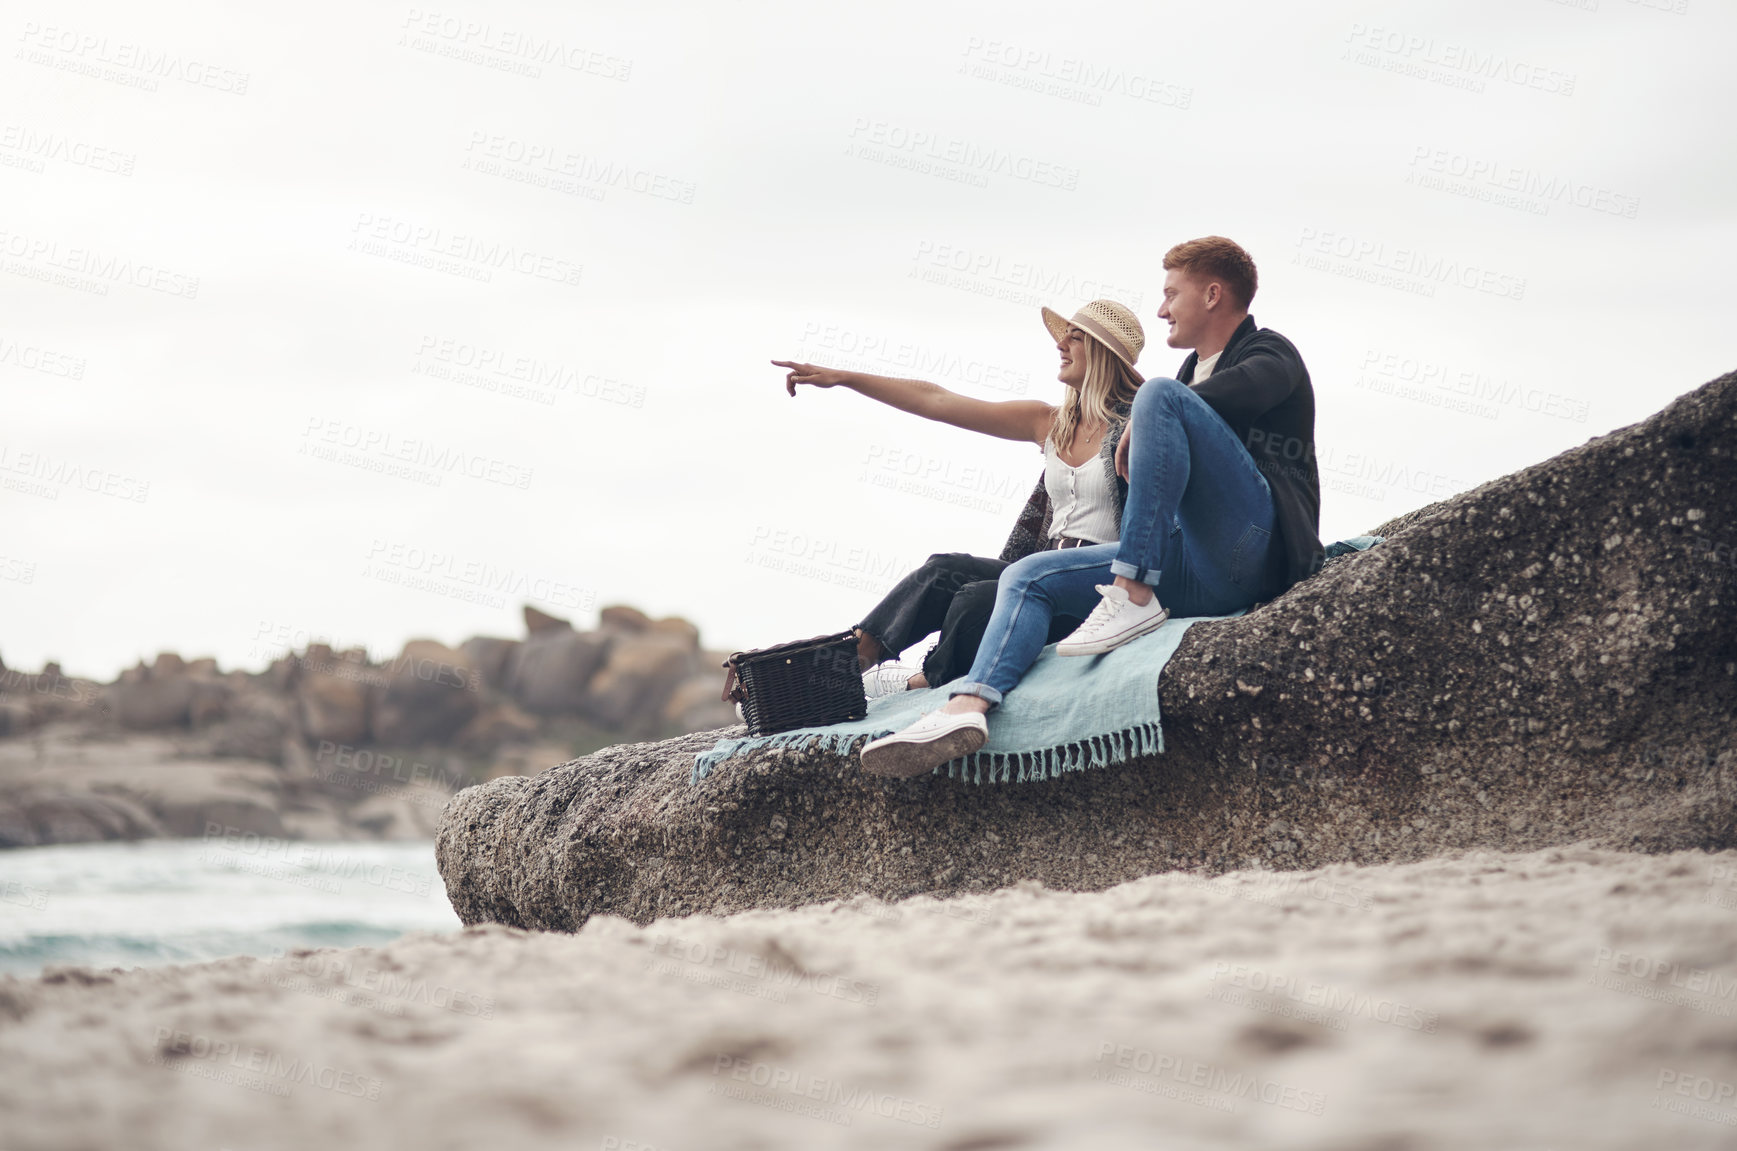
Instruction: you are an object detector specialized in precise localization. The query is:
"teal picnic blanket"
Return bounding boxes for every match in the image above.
[691,536,1386,787]
[693,613,1223,786]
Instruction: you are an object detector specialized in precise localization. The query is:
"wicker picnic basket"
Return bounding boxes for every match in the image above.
[720,631,867,737]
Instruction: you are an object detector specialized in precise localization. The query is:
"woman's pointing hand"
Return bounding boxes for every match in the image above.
[772,360,852,396]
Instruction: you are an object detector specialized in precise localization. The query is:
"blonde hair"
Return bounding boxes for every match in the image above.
[1051,334,1141,455]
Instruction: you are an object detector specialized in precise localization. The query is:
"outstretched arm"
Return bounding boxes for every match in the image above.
[772,360,1052,445]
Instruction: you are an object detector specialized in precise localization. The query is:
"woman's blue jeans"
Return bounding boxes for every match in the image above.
[952,377,1277,706]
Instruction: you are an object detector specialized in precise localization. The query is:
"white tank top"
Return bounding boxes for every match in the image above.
[1043,434,1119,544]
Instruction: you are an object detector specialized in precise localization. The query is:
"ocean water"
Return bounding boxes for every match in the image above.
[0,838,459,976]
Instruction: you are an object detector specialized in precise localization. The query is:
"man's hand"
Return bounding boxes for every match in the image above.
[1115,423,1132,481]
[771,360,852,396]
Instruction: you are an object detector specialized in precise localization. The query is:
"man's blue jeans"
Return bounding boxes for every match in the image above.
[952,377,1277,706]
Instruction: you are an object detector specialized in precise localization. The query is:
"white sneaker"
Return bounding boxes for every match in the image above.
[859,709,987,779]
[862,662,921,701]
[1056,584,1170,656]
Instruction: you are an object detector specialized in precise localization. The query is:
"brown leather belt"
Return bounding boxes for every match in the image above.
[1052,536,1098,549]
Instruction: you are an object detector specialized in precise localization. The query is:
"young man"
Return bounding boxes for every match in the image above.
[859,236,1324,778]
[1059,234,1326,650]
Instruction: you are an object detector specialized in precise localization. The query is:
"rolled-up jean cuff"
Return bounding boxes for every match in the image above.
[1108,561,1161,586]
[950,681,1003,707]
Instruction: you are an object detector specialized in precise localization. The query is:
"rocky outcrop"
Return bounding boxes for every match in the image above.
[437,371,1737,931]
[0,604,737,848]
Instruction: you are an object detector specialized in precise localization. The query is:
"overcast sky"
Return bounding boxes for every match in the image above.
[4,0,1733,680]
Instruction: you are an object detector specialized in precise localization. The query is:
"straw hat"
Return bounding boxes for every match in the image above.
[1040,299,1144,375]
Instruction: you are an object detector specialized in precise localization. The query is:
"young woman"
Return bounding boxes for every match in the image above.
[773,299,1146,698]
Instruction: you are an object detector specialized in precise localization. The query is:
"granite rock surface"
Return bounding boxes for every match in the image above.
[437,373,1737,929]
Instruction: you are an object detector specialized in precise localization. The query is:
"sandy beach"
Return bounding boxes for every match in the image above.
[6,843,1737,1150]
[9,0,1735,1146]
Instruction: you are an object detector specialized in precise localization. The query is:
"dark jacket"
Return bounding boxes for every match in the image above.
[1178,314,1324,592]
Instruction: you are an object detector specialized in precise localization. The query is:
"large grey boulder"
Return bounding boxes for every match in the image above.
[661,673,738,733]
[506,629,612,716]
[204,693,294,764]
[580,634,698,730]
[370,640,480,747]
[437,371,1737,931]
[109,664,193,730]
[292,646,372,744]
[458,636,520,691]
